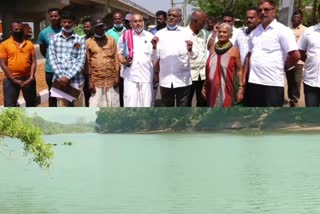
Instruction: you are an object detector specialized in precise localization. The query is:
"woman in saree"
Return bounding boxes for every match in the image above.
[202,23,244,107]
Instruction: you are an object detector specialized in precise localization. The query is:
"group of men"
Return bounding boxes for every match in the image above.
[1,0,320,107]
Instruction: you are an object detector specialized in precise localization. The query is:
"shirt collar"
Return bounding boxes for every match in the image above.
[9,36,27,47]
[291,24,303,30]
[187,25,204,37]
[164,26,183,31]
[259,19,277,30]
[132,30,146,36]
[112,27,126,34]
[58,32,76,39]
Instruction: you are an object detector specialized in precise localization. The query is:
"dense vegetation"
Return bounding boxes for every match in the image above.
[0,108,53,168]
[31,116,95,135]
[95,108,320,133]
[189,0,319,26]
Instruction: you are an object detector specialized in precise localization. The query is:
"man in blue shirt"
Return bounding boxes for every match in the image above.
[150,10,167,35]
[37,8,61,107]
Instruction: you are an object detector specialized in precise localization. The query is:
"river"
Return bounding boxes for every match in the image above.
[1,133,320,213]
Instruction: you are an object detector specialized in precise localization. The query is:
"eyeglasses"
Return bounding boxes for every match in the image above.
[257,8,275,13]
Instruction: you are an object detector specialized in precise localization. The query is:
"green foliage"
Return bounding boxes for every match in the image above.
[95,108,320,133]
[189,0,320,26]
[32,116,95,135]
[188,0,256,21]
[0,108,54,168]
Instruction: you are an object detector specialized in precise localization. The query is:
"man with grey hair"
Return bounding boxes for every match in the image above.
[152,7,198,107]
[118,14,156,107]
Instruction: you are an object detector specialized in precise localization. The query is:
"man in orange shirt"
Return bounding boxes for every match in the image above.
[0,21,37,107]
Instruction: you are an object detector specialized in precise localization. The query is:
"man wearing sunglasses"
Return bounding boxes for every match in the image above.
[244,0,300,107]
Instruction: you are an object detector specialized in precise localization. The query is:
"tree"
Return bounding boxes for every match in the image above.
[0,108,54,168]
[188,0,256,21]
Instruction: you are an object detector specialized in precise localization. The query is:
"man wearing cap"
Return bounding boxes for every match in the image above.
[118,14,156,107]
[124,14,132,30]
[86,19,120,107]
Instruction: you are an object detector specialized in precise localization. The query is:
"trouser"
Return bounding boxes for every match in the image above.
[124,79,153,107]
[286,64,303,105]
[304,83,320,107]
[246,83,284,107]
[56,84,85,107]
[3,77,37,107]
[45,72,57,107]
[89,86,120,107]
[119,77,124,107]
[83,74,91,107]
[160,84,191,107]
[187,77,207,107]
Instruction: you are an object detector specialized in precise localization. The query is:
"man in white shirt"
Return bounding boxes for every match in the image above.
[186,10,208,107]
[118,14,156,107]
[244,0,300,107]
[152,7,197,107]
[235,7,260,66]
[298,22,320,107]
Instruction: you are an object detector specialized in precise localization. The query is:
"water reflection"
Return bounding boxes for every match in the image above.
[1,133,320,214]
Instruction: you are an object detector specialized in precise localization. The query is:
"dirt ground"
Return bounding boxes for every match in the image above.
[0,63,48,106]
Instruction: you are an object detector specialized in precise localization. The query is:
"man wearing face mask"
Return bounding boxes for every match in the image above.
[118,14,156,107]
[106,12,126,107]
[85,19,120,107]
[0,21,37,107]
[152,7,198,107]
[48,10,86,107]
[106,12,126,45]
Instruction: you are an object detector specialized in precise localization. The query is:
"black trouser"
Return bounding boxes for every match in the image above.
[246,83,284,107]
[45,72,57,107]
[83,74,91,107]
[119,77,124,107]
[286,65,303,104]
[3,77,37,107]
[304,83,320,107]
[187,77,207,107]
[160,84,191,107]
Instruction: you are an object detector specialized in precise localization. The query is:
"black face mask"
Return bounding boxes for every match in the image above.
[12,31,24,40]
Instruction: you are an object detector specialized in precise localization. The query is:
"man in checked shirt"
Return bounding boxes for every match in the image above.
[48,10,86,107]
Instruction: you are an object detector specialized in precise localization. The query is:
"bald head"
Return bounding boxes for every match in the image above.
[190,10,207,34]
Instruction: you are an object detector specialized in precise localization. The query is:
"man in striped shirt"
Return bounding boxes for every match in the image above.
[48,10,86,107]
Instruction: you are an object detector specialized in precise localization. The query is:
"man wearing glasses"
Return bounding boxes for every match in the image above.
[244,0,300,107]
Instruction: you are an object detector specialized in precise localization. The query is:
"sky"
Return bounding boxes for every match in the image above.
[131,0,193,15]
[26,108,99,124]
[131,0,171,13]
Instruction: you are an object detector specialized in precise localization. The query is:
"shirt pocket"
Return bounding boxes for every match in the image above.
[143,43,153,56]
[70,47,80,58]
[261,36,278,53]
